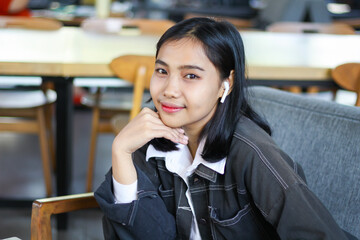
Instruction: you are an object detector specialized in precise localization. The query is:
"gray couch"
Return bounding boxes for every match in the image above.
[249,86,360,238]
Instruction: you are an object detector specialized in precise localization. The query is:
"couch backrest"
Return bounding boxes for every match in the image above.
[248,86,360,238]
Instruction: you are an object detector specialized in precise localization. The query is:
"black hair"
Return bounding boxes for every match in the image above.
[150,17,271,162]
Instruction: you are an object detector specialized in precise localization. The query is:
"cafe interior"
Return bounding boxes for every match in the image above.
[0,0,360,239]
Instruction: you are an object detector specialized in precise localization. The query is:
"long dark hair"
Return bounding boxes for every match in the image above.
[150,17,271,162]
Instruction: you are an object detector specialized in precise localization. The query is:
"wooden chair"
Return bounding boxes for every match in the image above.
[266,21,355,94]
[334,18,360,30]
[85,55,155,192]
[0,16,63,30]
[0,86,56,196]
[0,17,61,196]
[266,22,355,35]
[79,18,172,192]
[331,63,360,106]
[31,192,98,240]
[183,13,254,30]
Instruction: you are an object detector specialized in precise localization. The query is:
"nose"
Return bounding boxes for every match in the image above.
[163,75,181,98]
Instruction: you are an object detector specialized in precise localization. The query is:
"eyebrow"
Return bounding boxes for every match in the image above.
[155,59,205,71]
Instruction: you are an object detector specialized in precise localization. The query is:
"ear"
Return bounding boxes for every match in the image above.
[219,70,234,98]
[227,70,234,94]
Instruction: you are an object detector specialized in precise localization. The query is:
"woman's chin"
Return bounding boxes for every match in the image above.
[159,116,183,129]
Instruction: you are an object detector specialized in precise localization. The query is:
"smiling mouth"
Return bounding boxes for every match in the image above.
[161,103,184,113]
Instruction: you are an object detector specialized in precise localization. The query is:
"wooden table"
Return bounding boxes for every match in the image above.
[1,26,360,226]
[242,31,360,86]
[2,28,359,79]
[2,27,359,81]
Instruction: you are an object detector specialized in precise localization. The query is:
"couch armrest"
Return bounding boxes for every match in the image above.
[31,192,99,240]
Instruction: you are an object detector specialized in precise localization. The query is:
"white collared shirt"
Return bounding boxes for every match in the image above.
[113,139,226,240]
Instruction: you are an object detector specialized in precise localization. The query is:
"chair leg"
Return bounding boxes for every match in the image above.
[45,104,56,172]
[31,201,52,240]
[328,87,339,101]
[86,106,100,192]
[37,107,53,197]
[283,86,302,93]
[307,86,319,94]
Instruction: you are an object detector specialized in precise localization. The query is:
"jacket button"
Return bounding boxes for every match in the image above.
[199,218,207,224]
[193,177,199,183]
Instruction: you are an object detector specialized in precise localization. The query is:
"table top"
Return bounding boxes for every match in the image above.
[1,27,360,80]
[243,31,360,80]
[0,27,158,77]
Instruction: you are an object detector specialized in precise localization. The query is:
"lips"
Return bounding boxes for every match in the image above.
[161,102,184,113]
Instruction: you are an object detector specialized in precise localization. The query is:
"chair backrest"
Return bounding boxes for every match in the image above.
[248,86,360,238]
[110,55,155,120]
[0,16,62,30]
[183,13,254,29]
[31,192,98,240]
[332,63,360,106]
[81,18,175,35]
[266,21,355,34]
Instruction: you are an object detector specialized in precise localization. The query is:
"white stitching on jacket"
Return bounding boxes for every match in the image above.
[234,133,289,189]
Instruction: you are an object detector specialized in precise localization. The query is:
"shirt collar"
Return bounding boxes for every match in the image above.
[146,138,226,179]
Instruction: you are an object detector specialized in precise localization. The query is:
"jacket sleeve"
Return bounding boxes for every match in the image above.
[268,182,349,240]
[94,149,176,240]
[243,142,349,240]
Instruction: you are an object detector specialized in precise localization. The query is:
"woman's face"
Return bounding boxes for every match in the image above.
[150,38,225,132]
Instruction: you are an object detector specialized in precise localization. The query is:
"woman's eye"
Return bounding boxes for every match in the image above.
[185,74,199,79]
[156,68,167,75]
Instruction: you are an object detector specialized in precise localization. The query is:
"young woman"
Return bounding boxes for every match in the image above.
[95,18,348,239]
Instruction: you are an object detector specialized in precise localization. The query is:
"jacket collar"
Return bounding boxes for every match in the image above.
[146,139,226,183]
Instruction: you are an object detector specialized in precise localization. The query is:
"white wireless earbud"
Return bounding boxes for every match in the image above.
[220,81,230,103]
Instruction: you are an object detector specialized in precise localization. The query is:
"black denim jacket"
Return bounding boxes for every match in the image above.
[95,117,348,240]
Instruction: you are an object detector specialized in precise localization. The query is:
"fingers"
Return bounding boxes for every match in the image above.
[140,108,185,135]
[151,126,187,145]
[149,126,188,145]
[114,107,188,154]
[138,108,186,141]
[140,118,186,143]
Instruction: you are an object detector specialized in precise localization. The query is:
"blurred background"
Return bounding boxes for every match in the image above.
[0,0,359,239]
[26,0,360,29]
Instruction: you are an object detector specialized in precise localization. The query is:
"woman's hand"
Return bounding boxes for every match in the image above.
[113,107,188,155]
[112,107,188,184]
